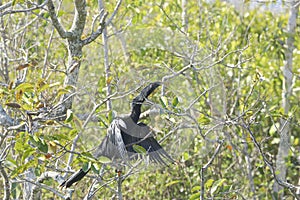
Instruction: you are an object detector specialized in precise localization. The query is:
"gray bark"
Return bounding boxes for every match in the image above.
[181,0,188,32]
[47,0,106,114]
[273,1,299,198]
[98,0,112,111]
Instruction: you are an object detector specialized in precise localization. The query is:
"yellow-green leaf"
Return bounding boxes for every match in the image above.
[133,144,147,154]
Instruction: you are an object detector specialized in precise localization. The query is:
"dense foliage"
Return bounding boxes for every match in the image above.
[0,0,299,199]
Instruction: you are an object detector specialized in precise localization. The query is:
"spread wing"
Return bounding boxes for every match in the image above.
[107,118,129,162]
[121,121,174,166]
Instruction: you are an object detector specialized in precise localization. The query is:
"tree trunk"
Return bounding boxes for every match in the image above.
[98,0,112,111]
[273,1,299,198]
[60,38,83,112]
[181,0,188,33]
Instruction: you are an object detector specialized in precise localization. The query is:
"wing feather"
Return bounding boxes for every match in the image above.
[108,119,129,161]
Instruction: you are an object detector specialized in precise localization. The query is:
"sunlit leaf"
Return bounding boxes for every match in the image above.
[81,152,97,162]
[211,178,226,195]
[133,144,147,154]
[82,162,92,172]
[98,156,112,164]
[91,163,100,174]
[15,82,34,91]
[159,96,168,108]
[191,185,201,192]
[65,109,73,123]
[172,96,179,107]
[189,192,200,200]
[165,180,181,187]
[107,110,114,123]
[205,179,214,189]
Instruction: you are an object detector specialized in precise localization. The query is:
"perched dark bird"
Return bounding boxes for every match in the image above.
[60,82,174,188]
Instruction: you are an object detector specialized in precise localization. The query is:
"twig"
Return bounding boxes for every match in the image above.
[200,140,224,200]
[30,171,67,200]
[66,94,114,172]
[82,11,108,45]
[18,175,68,200]
[0,164,10,200]
[98,0,112,110]
[0,0,48,17]
[0,105,15,127]
[241,122,300,199]
[106,0,122,26]
[47,0,72,38]
[0,1,12,12]
[117,172,123,200]
[161,64,192,95]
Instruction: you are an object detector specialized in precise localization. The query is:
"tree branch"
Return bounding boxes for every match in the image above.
[242,122,300,199]
[71,0,87,36]
[47,0,72,38]
[0,1,12,12]
[200,140,224,200]
[0,105,15,127]
[16,173,68,200]
[0,0,47,17]
[106,0,122,26]
[82,11,108,45]
[117,172,123,200]
[0,164,10,200]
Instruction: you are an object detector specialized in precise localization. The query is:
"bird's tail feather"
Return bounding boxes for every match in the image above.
[60,168,89,188]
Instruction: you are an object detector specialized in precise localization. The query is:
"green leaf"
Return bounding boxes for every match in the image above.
[22,148,36,163]
[11,182,21,199]
[81,152,97,162]
[82,162,91,172]
[29,135,39,147]
[269,123,279,136]
[133,144,147,154]
[35,166,42,176]
[12,0,18,6]
[91,163,100,174]
[205,179,214,189]
[172,96,179,107]
[165,180,181,187]
[189,192,200,200]
[107,110,114,123]
[211,178,226,195]
[29,135,48,153]
[159,96,168,108]
[198,114,211,125]
[97,156,112,164]
[38,139,48,153]
[15,82,34,91]
[191,185,201,192]
[65,109,73,123]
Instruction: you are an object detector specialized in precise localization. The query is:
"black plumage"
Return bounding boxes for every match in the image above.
[60,82,173,188]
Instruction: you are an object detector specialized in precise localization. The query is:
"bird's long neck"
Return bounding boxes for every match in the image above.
[130,82,161,123]
[130,100,142,123]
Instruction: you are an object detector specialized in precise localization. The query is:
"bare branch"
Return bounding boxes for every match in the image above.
[82,11,108,45]
[117,172,123,200]
[0,1,12,12]
[200,140,224,200]
[106,0,122,25]
[242,122,300,199]
[71,0,87,36]
[0,105,14,127]
[0,165,10,200]
[47,0,72,39]
[17,173,67,200]
[0,1,48,17]
[66,93,115,171]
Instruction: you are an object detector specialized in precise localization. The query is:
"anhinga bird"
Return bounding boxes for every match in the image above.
[60,82,174,188]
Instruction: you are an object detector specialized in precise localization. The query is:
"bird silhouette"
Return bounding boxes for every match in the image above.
[60,82,173,188]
